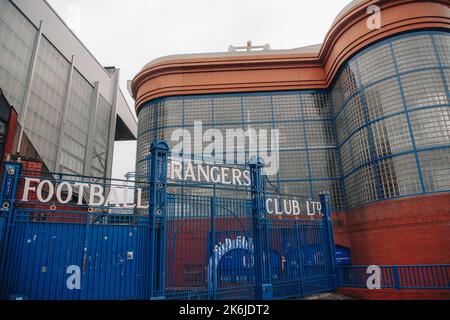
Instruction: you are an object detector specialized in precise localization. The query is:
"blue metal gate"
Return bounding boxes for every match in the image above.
[0,140,337,300]
[0,163,153,300]
[158,142,338,300]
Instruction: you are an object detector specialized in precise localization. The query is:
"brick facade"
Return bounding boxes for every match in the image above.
[333,193,450,265]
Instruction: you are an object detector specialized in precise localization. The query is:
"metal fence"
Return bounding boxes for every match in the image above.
[0,163,153,300]
[0,140,338,300]
[338,265,450,290]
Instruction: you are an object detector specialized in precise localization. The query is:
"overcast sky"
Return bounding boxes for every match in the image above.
[47,0,352,179]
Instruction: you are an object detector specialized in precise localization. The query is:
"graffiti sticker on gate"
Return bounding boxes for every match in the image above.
[207,236,254,290]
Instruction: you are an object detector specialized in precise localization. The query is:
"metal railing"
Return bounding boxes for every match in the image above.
[338,265,450,290]
[0,141,338,300]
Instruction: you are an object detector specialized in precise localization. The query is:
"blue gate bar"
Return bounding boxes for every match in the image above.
[320,193,338,290]
[249,157,273,300]
[0,162,21,300]
[148,140,169,300]
[338,265,450,289]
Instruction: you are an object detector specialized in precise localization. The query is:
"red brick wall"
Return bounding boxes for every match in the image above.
[14,160,43,203]
[332,212,351,249]
[4,109,17,156]
[337,288,450,300]
[21,160,43,173]
[334,193,450,265]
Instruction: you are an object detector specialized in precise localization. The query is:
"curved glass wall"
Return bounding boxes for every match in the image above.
[136,30,450,211]
[332,30,450,208]
[136,91,344,210]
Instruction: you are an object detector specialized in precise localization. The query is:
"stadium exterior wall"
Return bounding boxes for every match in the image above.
[131,0,450,266]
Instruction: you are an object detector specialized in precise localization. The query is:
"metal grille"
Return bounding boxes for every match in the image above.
[0,145,337,300]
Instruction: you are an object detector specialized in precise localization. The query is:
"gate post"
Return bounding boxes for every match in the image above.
[249,157,273,300]
[0,161,21,238]
[0,162,21,211]
[0,161,21,297]
[208,190,217,300]
[148,140,169,300]
[320,193,338,290]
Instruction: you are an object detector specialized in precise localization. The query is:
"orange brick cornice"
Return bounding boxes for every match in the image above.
[132,0,450,114]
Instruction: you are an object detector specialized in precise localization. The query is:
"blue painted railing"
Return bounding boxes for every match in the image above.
[338,265,450,290]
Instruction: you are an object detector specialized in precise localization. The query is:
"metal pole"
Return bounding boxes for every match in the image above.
[295,222,305,297]
[320,193,338,290]
[0,161,21,299]
[209,187,217,299]
[249,157,273,300]
[148,140,169,300]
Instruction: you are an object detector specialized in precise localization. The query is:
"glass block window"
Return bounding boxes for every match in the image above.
[371,114,413,157]
[136,130,155,164]
[137,103,154,136]
[331,63,359,114]
[156,99,183,128]
[357,43,396,86]
[276,121,305,150]
[242,96,272,123]
[392,34,438,73]
[419,148,450,193]
[155,123,180,144]
[278,181,310,199]
[377,153,421,198]
[339,141,354,176]
[308,150,340,178]
[401,70,448,110]
[136,31,450,211]
[433,33,450,67]
[410,107,450,149]
[305,121,335,147]
[277,150,309,180]
[348,129,371,169]
[332,30,450,208]
[243,122,273,132]
[364,77,403,120]
[184,98,212,126]
[445,70,450,91]
[272,95,301,121]
[344,165,377,208]
[302,93,332,119]
[338,95,366,139]
[335,109,349,144]
[311,180,345,211]
[214,97,242,124]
